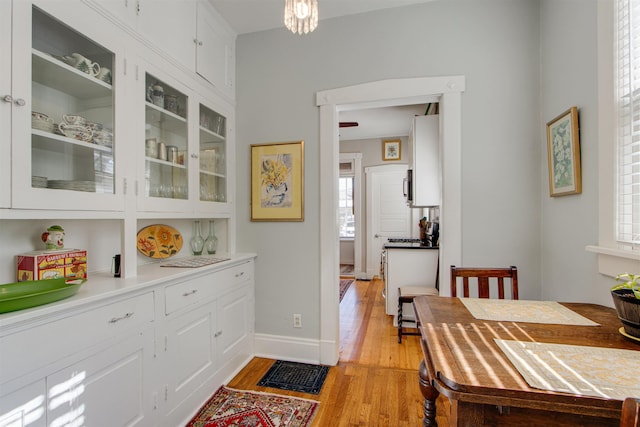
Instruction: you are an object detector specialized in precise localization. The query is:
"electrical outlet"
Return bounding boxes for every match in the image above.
[293,313,302,328]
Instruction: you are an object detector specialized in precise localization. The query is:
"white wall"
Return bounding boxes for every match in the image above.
[539,0,613,304]
[235,0,543,344]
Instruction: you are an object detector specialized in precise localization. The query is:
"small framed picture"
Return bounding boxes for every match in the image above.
[383,140,401,161]
[546,106,581,197]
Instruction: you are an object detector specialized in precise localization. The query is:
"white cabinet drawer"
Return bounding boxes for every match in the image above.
[164,261,253,315]
[226,261,253,286]
[165,273,217,315]
[0,292,155,385]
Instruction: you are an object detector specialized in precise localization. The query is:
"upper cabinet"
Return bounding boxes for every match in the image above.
[88,0,235,100]
[136,62,232,215]
[6,2,125,212]
[195,2,235,100]
[408,114,441,208]
[1,0,235,218]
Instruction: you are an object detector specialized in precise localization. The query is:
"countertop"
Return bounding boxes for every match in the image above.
[383,242,439,250]
[0,252,257,329]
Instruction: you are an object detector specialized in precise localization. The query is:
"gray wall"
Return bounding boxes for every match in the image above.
[539,1,611,303]
[235,0,598,341]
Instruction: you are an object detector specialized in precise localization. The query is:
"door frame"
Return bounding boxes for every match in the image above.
[316,76,465,365]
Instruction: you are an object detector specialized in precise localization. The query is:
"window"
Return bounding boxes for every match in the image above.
[338,176,355,238]
[616,0,640,249]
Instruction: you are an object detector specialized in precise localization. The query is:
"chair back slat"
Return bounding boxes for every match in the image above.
[450,265,518,300]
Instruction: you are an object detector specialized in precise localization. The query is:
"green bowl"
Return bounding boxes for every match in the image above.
[0,278,84,314]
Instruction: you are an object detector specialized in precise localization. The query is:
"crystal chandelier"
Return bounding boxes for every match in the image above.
[284,0,318,35]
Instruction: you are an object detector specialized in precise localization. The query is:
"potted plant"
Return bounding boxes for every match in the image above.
[612,273,640,339]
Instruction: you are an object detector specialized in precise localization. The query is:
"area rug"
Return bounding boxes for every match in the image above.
[186,386,318,427]
[258,360,329,394]
[339,279,354,302]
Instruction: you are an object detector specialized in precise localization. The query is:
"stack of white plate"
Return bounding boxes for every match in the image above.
[31,176,47,188]
[31,112,55,133]
[47,180,96,192]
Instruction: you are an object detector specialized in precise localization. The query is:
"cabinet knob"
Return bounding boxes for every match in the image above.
[2,95,25,106]
[191,153,198,159]
[182,289,198,297]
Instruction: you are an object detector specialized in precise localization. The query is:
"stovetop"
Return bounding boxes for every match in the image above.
[387,238,422,243]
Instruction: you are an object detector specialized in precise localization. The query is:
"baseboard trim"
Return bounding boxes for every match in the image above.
[254,333,321,364]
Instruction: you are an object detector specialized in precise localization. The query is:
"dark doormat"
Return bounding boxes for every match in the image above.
[257,360,329,394]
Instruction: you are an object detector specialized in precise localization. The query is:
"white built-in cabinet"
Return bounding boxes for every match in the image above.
[0,0,237,274]
[87,0,235,100]
[407,114,441,207]
[0,257,255,427]
[137,61,231,214]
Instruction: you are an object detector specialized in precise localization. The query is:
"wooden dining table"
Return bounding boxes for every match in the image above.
[413,296,640,427]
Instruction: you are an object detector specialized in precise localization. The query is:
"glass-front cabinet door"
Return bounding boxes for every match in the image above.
[198,104,226,205]
[11,3,123,211]
[143,73,189,205]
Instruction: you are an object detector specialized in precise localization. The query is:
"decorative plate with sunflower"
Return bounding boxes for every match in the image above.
[137,224,183,259]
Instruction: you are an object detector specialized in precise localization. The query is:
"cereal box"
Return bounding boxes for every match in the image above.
[17,249,88,282]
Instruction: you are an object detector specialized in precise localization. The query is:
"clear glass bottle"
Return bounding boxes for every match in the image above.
[204,220,218,254]
[190,220,204,255]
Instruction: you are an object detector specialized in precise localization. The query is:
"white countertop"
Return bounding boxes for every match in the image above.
[0,252,256,329]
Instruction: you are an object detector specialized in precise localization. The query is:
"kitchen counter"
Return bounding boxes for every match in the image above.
[0,252,256,328]
[384,242,438,249]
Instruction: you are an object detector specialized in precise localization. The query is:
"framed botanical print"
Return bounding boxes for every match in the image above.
[546,106,581,197]
[383,139,401,161]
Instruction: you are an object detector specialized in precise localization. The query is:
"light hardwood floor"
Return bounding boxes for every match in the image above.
[226,278,450,426]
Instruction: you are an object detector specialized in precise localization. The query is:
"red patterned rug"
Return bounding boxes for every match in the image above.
[186,386,319,427]
[339,279,354,302]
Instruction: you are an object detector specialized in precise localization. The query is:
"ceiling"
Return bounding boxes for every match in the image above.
[208,0,435,35]
[208,0,436,141]
[338,104,429,141]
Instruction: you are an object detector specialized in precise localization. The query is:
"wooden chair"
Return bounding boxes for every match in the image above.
[397,286,439,343]
[621,397,640,427]
[450,265,519,299]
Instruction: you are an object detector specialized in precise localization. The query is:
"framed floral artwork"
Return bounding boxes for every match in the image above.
[383,139,401,161]
[251,141,304,221]
[546,106,581,197]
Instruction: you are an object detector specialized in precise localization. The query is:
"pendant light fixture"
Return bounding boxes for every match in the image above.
[284,0,318,35]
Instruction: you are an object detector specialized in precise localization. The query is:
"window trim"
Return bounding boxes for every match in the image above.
[590,0,640,275]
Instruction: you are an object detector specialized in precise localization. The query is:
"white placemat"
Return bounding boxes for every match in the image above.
[496,339,640,400]
[459,298,599,326]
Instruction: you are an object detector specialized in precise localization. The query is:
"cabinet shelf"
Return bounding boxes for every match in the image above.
[145,103,187,133]
[32,129,113,154]
[200,170,225,179]
[32,49,112,99]
[146,156,187,169]
[199,126,225,144]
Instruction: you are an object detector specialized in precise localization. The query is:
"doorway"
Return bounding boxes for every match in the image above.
[338,153,363,279]
[317,76,465,365]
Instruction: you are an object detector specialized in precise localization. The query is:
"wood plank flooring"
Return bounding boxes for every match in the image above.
[226,278,450,426]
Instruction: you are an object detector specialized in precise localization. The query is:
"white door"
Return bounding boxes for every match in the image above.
[365,164,411,279]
